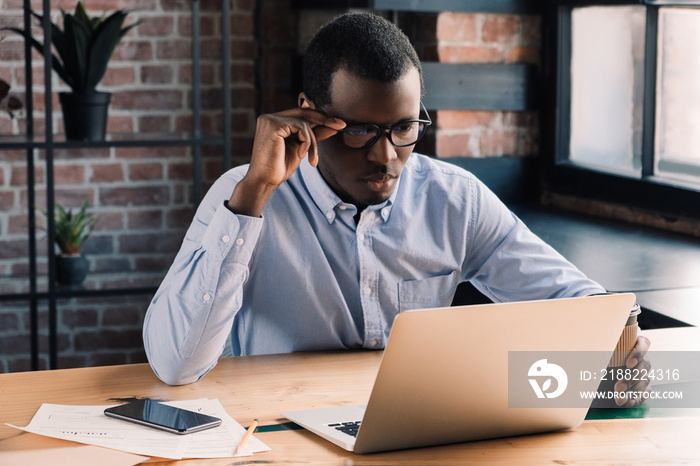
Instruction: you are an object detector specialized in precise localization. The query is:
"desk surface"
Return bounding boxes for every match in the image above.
[2,329,700,465]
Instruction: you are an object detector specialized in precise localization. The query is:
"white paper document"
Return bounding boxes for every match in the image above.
[8,398,269,460]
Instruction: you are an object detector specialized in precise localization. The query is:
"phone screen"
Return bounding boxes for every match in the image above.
[104,399,222,434]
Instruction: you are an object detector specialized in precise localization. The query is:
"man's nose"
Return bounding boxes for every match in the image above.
[366,130,397,164]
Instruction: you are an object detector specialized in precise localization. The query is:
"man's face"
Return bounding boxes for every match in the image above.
[305,66,422,210]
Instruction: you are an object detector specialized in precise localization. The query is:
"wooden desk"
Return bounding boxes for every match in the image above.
[2,340,700,464]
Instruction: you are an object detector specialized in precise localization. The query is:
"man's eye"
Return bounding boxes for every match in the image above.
[345,125,370,136]
[393,123,415,133]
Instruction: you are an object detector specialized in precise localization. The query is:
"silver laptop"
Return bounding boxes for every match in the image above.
[282,293,636,454]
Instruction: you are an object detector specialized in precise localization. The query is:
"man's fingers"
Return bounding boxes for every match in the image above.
[291,108,345,148]
[616,373,651,395]
[290,116,344,165]
[313,124,342,143]
[294,108,345,130]
[308,139,319,167]
[614,358,651,395]
[293,124,314,159]
[613,336,652,407]
[626,335,651,369]
[615,382,651,407]
[278,107,344,132]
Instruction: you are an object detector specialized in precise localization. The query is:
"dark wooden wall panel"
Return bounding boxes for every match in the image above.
[293,0,542,13]
[422,63,538,111]
[373,0,542,13]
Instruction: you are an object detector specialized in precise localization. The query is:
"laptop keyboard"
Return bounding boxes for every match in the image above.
[328,421,361,437]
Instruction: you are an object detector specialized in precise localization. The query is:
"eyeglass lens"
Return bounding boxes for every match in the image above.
[342,121,426,149]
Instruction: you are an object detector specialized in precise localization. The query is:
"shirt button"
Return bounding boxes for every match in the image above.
[326,211,333,219]
[339,205,347,211]
[222,235,231,243]
[364,287,372,296]
[370,340,378,347]
[235,238,244,246]
[358,233,365,242]
[203,293,211,302]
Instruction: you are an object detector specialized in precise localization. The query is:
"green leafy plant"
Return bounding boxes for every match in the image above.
[38,201,100,256]
[3,2,139,93]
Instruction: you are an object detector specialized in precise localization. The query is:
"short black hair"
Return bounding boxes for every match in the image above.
[303,12,424,108]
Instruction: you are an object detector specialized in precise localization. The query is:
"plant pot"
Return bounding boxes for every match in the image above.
[59,91,111,141]
[56,254,89,285]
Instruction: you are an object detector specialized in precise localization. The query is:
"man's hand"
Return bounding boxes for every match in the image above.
[228,108,345,217]
[614,335,652,407]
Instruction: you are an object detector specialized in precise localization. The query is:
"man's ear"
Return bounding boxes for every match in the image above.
[298,93,315,109]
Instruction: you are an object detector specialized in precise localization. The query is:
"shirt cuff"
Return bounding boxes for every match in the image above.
[201,201,264,264]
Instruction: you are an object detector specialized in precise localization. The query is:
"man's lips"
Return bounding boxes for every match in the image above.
[363,173,396,191]
[364,174,394,182]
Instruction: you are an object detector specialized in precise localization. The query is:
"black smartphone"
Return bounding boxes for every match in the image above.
[104,399,222,435]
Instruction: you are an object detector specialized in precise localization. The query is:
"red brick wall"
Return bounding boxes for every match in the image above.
[0,0,258,372]
[431,12,540,158]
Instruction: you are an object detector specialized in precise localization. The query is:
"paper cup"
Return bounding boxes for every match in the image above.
[608,303,641,368]
[592,303,642,407]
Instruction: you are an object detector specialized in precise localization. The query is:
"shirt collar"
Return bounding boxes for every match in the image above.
[299,158,398,224]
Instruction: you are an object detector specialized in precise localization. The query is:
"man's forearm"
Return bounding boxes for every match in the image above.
[143,255,248,385]
[143,200,263,385]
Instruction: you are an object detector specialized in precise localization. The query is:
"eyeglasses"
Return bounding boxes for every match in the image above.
[334,101,432,150]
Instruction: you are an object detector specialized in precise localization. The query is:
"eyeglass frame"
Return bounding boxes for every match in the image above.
[329,101,432,150]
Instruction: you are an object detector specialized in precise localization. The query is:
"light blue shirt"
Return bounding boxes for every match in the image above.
[143,154,604,385]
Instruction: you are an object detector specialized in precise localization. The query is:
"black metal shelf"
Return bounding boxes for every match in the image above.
[0,285,160,302]
[0,132,226,150]
[0,269,167,302]
[12,0,232,371]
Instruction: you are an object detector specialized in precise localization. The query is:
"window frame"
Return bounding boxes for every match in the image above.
[542,0,700,219]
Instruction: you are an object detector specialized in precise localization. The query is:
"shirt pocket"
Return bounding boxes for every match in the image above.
[398,271,460,312]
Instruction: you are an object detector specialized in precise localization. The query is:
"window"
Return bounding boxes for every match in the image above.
[543,1,700,218]
[656,7,700,182]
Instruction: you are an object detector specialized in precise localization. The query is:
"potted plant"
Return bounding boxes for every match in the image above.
[38,201,100,285]
[0,37,23,120]
[3,2,139,141]
[0,77,23,119]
